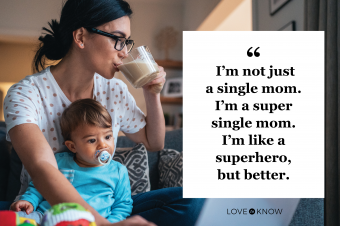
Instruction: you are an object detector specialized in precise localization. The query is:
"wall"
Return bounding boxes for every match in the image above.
[128,0,184,61]
[0,42,38,119]
[0,42,37,82]
[196,0,252,31]
[0,0,63,41]
[252,0,304,31]
[183,0,221,31]
[215,0,252,31]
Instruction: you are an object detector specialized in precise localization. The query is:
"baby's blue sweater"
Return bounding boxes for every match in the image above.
[20,152,133,223]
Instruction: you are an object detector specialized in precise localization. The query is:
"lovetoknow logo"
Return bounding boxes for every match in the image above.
[225,208,283,215]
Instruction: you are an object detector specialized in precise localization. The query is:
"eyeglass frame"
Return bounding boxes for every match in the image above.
[85,27,134,52]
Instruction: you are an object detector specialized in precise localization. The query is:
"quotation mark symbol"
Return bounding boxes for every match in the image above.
[249,208,255,215]
[247,47,260,57]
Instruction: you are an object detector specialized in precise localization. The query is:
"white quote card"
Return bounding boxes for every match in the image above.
[183,31,324,198]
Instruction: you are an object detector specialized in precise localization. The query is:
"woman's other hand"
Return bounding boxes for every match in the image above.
[142,66,166,94]
[10,200,34,214]
[105,216,157,226]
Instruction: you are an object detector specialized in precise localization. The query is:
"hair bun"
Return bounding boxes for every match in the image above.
[38,19,66,60]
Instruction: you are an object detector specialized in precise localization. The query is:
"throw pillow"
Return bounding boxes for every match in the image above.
[158,149,183,189]
[114,143,151,196]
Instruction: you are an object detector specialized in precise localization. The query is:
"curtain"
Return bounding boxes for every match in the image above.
[305,0,339,225]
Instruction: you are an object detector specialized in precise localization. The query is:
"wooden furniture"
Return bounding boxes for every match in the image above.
[155,60,182,69]
[160,96,182,104]
[156,60,183,105]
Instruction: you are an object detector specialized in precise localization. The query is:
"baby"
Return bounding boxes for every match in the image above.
[10,98,133,224]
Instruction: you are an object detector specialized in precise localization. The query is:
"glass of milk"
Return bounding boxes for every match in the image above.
[118,46,159,88]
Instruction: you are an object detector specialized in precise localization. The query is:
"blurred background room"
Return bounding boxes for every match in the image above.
[0,0,303,129]
[1,1,329,226]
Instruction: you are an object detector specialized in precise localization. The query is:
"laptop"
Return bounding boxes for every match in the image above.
[195,198,300,226]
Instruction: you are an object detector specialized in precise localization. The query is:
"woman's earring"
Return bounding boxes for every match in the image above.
[81,44,84,47]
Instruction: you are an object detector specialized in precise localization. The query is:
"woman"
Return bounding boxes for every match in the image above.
[4,0,204,225]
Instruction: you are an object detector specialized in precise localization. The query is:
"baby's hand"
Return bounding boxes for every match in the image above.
[10,200,34,214]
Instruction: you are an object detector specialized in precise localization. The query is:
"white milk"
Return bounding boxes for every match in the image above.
[118,60,159,88]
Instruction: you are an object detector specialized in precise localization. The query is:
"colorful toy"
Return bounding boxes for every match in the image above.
[40,203,96,226]
[0,211,37,226]
[0,203,96,226]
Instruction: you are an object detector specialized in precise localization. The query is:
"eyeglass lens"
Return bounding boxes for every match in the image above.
[116,39,133,52]
[126,42,133,52]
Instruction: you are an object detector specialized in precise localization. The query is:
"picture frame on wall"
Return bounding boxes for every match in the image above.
[163,77,182,97]
[279,21,296,31]
[269,0,291,15]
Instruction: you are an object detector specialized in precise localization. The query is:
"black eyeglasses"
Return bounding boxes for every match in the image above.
[86,28,134,52]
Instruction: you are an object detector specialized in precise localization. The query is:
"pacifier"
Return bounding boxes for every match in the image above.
[94,149,112,165]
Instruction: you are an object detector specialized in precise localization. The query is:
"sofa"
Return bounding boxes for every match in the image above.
[0,122,323,225]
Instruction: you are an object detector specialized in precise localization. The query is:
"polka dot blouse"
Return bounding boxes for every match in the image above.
[4,67,146,152]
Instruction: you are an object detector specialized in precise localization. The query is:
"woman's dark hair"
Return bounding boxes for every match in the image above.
[33,0,132,73]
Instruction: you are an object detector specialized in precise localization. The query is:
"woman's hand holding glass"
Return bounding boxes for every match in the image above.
[142,66,166,94]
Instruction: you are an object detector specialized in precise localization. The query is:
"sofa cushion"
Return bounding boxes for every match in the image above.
[158,149,183,189]
[116,129,183,190]
[114,144,151,196]
[116,129,183,152]
[117,136,160,191]
[164,129,183,152]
